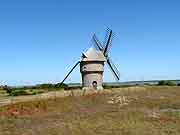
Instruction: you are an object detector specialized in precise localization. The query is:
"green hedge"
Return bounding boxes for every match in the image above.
[10,90,29,96]
[158,80,176,86]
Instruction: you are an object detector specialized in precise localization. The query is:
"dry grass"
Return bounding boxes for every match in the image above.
[0,86,180,135]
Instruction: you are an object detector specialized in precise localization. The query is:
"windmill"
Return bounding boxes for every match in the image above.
[60,28,120,90]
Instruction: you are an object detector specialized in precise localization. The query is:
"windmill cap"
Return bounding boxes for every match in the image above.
[81,47,106,61]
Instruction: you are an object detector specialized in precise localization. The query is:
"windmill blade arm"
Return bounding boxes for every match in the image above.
[104,30,113,55]
[92,34,104,51]
[60,61,80,85]
[107,58,120,81]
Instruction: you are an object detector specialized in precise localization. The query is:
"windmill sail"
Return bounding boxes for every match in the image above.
[107,57,120,81]
[92,28,120,81]
[93,28,114,56]
[60,61,80,85]
[103,28,111,48]
[104,29,113,56]
[92,34,104,51]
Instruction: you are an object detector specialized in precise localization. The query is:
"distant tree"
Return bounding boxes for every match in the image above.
[54,83,68,89]
[166,81,176,86]
[158,80,176,86]
[3,85,13,95]
[10,90,29,96]
[158,81,166,86]
[37,84,53,89]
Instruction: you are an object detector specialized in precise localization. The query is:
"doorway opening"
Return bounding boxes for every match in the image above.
[92,81,97,89]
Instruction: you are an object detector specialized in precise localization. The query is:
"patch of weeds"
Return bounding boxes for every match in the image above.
[161,109,180,118]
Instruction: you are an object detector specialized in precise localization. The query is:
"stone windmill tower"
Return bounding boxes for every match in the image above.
[60,29,120,90]
[80,47,106,90]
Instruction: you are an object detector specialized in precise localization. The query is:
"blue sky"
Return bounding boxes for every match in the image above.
[0,0,180,86]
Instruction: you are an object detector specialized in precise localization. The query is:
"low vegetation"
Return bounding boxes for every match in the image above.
[0,86,180,135]
[1,80,179,97]
[0,83,67,96]
[158,80,177,86]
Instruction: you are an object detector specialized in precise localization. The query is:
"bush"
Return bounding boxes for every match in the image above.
[11,90,29,96]
[102,84,134,89]
[158,81,166,85]
[177,83,180,86]
[166,81,176,86]
[35,83,68,90]
[54,83,68,89]
[2,85,13,94]
[36,84,54,89]
[31,90,45,95]
[158,80,176,86]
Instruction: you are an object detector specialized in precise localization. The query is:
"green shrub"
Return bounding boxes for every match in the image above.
[54,83,68,89]
[36,84,53,89]
[158,81,166,85]
[102,84,134,89]
[35,83,68,90]
[11,90,29,96]
[32,90,45,95]
[2,85,13,94]
[158,80,176,86]
[166,81,176,86]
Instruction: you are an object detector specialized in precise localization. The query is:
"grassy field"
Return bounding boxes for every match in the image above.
[0,86,180,135]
